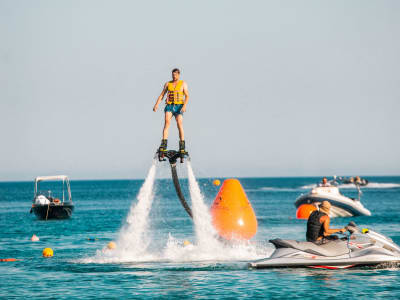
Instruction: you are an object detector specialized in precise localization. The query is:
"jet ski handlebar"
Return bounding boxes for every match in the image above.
[345,221,359,234]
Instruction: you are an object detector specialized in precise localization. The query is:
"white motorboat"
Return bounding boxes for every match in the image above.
[295,178,371,217]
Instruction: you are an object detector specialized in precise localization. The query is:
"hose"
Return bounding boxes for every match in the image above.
[170,163,193,219]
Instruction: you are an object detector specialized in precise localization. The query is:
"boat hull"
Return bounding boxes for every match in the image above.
[295,194,371,217]
[32,203,74,220]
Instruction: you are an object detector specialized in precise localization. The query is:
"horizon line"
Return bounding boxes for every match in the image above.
[1,174,399,183]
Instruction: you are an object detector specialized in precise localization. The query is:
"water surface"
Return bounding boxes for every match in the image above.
[1,170,399,299]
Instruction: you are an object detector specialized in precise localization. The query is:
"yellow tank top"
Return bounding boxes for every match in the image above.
[166,80,184,105]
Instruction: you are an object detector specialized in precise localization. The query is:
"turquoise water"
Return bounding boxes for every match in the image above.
[1,166,400,299]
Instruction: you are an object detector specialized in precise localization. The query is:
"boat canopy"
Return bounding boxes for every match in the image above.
[35,175,69,182]
[34,175,72,203]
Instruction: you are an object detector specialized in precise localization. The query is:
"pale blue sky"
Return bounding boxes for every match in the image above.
[1,0,399,181]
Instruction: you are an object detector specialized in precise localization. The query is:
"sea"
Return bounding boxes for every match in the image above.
[1,161,400,299]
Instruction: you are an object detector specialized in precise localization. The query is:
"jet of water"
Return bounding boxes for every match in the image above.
[186,161,220,249]
[116,159,157,256]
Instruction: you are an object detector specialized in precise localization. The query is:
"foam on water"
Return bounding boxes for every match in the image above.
[162,234,271,262]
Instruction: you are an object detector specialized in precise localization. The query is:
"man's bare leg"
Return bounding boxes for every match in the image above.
[175,114,184,141]
[163,111,174,140]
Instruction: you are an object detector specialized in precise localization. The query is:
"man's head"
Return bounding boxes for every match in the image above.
[320,201,331,214]
[172,68,180,81]
[322,177,328,184]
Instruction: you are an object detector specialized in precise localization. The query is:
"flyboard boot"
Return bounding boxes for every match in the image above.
[179,140,186,163]
[158,139,167,161]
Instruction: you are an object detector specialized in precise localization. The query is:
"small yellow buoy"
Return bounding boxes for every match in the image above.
[107,241,116,250]
[213,179,221,186]
[183,240,191,246]
[42,248,53,258]
[31,234,40,242]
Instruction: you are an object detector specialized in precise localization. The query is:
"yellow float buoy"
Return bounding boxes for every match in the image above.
[211,179,257,240]
[183,240,191,246]
[42,248,53,257]
[213,179,221,186]
[107,241,116,250]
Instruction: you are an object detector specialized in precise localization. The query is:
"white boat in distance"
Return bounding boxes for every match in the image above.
[295,177,371,217]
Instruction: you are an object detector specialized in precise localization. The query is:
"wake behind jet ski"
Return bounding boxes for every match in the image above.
[249,222,400,269]
[295,176,371,217]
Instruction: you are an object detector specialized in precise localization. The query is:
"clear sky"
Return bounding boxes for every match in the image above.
[1,0,399,181]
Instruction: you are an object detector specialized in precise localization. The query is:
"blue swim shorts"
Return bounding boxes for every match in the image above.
[164,104,184,116]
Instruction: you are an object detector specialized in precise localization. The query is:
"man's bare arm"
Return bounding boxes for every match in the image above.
[181,81,189,113]
[153,83,168,112]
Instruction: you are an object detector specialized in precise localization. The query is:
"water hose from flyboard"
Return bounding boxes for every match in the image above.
[157,149,193,219]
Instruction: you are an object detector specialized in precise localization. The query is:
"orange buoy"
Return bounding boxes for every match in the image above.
[296,204,317,219]
[211,179,257,240]
[0,258,17,262]
[107,241,116,250]
[42,248,54,257]
[213,179,221,186]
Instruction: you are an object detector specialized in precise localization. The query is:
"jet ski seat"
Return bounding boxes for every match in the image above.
[269,239,350,257]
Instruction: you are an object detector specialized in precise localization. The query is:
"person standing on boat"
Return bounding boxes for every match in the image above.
[306,201,346,244]
[319,177,331,187]
[153,68,189,158]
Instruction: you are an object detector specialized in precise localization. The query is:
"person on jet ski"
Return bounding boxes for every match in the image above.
[306,201,346,244]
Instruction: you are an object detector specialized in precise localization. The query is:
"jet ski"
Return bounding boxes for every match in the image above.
[295,177,371,217]
[249,222,400,269]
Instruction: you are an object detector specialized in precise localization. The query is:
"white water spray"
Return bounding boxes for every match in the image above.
[186,162,220,249]
[81,160,157,263]
[80,159,271,264]
[117,160,157,255]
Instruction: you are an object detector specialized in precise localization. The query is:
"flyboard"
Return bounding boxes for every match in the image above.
[156,148,193,218]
